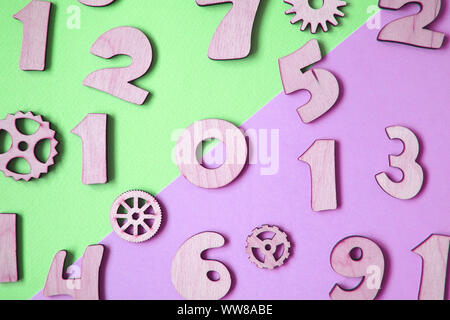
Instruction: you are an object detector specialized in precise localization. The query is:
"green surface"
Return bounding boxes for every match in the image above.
[0,0,377,299]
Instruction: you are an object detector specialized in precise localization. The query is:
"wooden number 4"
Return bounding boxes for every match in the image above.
[196,0,261,60]
[376,126,424,200]
[279,39,340,123]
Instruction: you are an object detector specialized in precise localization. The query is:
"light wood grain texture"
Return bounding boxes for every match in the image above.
[43,245,104,300]
[330,236,385,300]
[279,39,340,123]
[0,214,18,283]
[378,0,445,49]
[299,139,337,212]
[196,0,261,60]
[172,232,232,300]
[83,26,153,105]
[79,0,115,6]
[13,0,52,71]
[176,119,247,188]
[413,234,450,300]
[376,126,424,200]
[71,114,108,185]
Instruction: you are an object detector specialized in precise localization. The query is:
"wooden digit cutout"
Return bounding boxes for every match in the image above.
[176,119,248,188]
[378,0,445,49]
[14,0,52,71]
[83,26,153,105]
[71,114,108,185]
[43,245,104,300]
[299,140,337,212]
[79,0,115,6]
[196,0,261,60]
[0,214,18,283]
[375,126,424,200]
[279,39,340,123]
[172,232,232,300]
[413,234,450,300]
[330,236,385,300]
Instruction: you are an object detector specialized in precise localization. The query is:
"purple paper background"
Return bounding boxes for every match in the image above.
[35,6,450,300]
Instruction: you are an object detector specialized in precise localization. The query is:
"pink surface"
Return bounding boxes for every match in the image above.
[35,6,449,300]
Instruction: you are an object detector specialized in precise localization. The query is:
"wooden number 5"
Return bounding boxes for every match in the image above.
[196,0,261,60]
[376,126,424,200]
[171,232,232,300]
[84,26,153,105]
[378,0,445,49]
[279,39,340,123]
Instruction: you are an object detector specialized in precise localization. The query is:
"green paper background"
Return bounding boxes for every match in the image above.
[0,0,377,299]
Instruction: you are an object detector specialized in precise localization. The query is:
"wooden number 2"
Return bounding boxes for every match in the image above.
[71,114,108,185]
[0,214,18,283]
[279,39,340,123]
[83,26,153,105]
[376,126,424,200]
[299,140,337,212]
[171,232,232,300]
[378,0,445,49]
[196,0,261,60]
[14,0,52,71]
[413,234,450,300]
[78,0,115,6]
[330,236,385,300]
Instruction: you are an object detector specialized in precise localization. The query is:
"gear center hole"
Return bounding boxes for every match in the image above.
[131,212,140,220]
[265,244,271,251]
[308,0,324,9]
[18,141,28,151]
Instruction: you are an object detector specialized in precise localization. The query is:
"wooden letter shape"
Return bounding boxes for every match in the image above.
[71,114,108,185]
[171,232,232,300]
[375,126,424,200]
[279,39,340,123]
[330,236,385,300]
[196,0,261,60]
[176,119,247,188]
[299,140,337,212]
[78,0,115,6]
[43,245,104,300]
[83,27,153,105]
[14,0,52,71]
[378,0,445,49]
[0,214,18,283]
[413,234,450,300]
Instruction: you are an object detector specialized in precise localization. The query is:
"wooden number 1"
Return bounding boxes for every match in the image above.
[196,0,261,60]
[71,114,108,185]
[413,234,450,300]
[14,0,52,71]
[279,39,340,123]
[0,214,18,283]
[376,126,424,200]
[299,140,337,212]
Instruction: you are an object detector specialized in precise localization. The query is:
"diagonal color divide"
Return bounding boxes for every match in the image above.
[35,6,449,299]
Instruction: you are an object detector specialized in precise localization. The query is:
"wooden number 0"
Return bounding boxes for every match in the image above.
[171,232,232,300]
[376,126,424,200]
[196,0,261,60]
[14,0,52,71]
[279,39,340,123]
[84,26,153,105]
[378,0,445,49]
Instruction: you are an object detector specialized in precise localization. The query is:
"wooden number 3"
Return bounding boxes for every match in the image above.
[376,126,424,200]
[83,26,153,105]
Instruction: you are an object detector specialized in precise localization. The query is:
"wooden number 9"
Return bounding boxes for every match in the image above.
[171,232,232,300]
[330,236,385,300]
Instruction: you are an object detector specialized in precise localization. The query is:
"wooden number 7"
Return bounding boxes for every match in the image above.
[196,0,261,60]
[378,0,445,49]
[375,126,424,200]
[279,39,340,124]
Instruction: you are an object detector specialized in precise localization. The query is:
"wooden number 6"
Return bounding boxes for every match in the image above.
[83,26,153,105]
[279,39,340,123]
[330,236,385,300]
[196,0,261,60]
[171,232,232,300]
[378,0,445,49]
[375,126,424,200]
